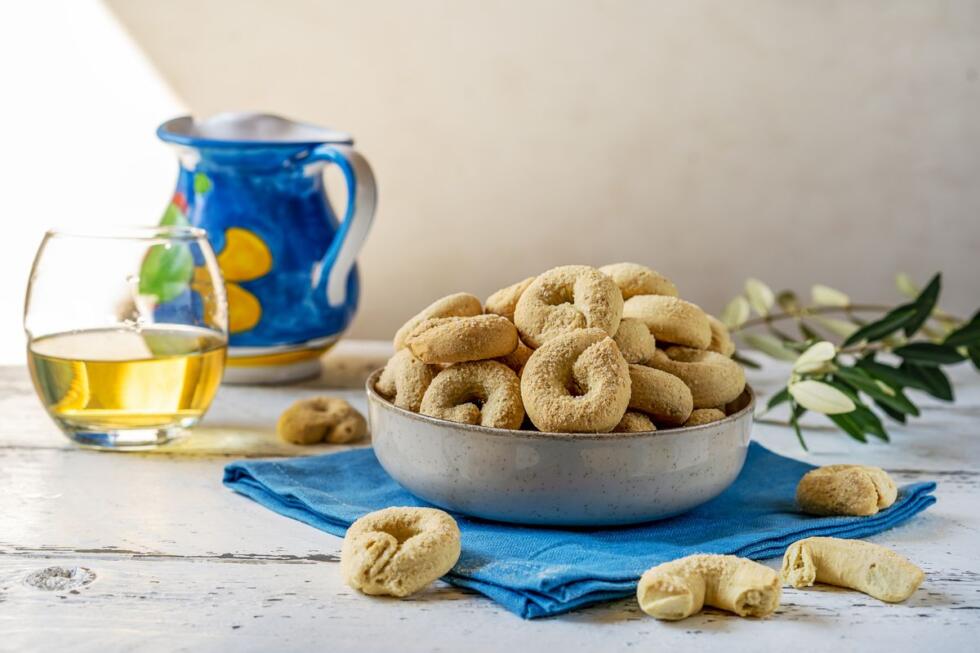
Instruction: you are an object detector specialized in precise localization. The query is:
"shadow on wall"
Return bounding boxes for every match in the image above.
[106,0,980,340]
[0,1,183,364]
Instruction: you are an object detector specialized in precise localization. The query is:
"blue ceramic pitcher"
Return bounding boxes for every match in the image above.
[155,113,376,383]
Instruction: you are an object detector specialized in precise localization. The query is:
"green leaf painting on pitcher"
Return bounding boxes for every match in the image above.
[138,176,212,304]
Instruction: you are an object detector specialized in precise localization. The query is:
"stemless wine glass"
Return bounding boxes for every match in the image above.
[24,226,229,449]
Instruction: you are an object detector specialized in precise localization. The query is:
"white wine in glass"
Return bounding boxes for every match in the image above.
[24,226,228,449]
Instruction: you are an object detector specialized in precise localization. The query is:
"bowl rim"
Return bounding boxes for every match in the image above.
[365,368,755,442]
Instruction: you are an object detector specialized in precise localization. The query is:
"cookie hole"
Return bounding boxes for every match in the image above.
[543,286,574,306]
[460,391,487,411]
[566,378,587,397]
[382,523,422,544]
[308,399,332,413]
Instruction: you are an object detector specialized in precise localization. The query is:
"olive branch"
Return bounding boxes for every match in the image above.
[722,273,980,448]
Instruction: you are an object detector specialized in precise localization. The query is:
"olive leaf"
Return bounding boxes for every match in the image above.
[856,357,953,402]
[745,278,775,317]
[833,366,919,416]
[851,404,888,441]
[855,358,922,389]
[766,386,791,411]
[828,412,868,443]
[968,344,980,372]
[810,315,859,339]
[902,273,941,336]
[788,400,808,450]
[727,272,978,448]
[821,378,885,441]
[895,272,919,298]
[875,399,908,424]
[721,295,750,329]
[829,404,888,443]
[788,380,856,414]
[793,341,836,373]
[842,304,917,347]
[900,362,954,401]
[741,332,798,361]
[893,342,965,366]
[811,284,850,307]
[944,310,980,347]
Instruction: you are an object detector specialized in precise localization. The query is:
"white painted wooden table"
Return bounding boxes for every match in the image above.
[2,341,978,652]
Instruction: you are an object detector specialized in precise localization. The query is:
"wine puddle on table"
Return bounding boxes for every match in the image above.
[28,326,226,431]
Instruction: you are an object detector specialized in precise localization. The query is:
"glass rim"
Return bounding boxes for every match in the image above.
[44,225,209,242]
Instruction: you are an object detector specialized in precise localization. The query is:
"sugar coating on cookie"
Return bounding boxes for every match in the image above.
[514,265,623,349]
[796,465,897,516]
[379,263,750,436]
[376,348,436,412]
[496,339,533,375]
[684,408,726,427]
[623,295,711,350]
[341,507,461,597]
[707,315,736,357]
[485,276,535,320]
[637,554,781,620]
[520,328,630,432]
[277,396,367,445]
[393,292,483,350]
[627,363,693,427]
[613,411,656,433]
[647,347,746,409]
[600,262,678,299]
[613,318,657,364]
[406,314,518,364]
[420,360,524,429]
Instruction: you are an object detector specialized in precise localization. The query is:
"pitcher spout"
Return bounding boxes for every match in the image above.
[158,112,353,148]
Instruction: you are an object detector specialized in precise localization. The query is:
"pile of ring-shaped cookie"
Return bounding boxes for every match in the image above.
[375,263,746,433]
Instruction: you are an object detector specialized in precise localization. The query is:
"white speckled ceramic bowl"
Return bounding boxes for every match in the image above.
[366,369,754,526]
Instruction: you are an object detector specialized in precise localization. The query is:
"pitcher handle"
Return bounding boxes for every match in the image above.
[307,144,377,307]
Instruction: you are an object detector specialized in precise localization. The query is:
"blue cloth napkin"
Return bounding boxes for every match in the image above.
[223,442,936,619]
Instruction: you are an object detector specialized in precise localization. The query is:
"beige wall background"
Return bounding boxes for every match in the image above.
[107,0,980,340]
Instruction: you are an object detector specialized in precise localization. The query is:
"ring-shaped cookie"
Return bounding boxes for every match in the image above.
[647,347,746,409]
[627,363,693,426]
[622,295,711,350]
[613,411,657,433]
[485,276,535,320]
[600,262,678,299]
[496,339,534,375]
[376,348,436,412]
[613,317,657,364]
[276,396,368,444]
[406,314,518,364]
[420,360,524,429]
[707,315,735,357]
[393,292,483,349]
[520,328,631,433]
[514,265,623,348]
[683,408,727,427]
[341,507,461,597]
